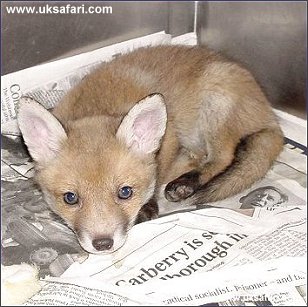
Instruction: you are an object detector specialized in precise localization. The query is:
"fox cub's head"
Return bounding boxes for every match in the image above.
[17,94,167,254]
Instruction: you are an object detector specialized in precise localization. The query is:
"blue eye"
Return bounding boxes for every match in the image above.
[118,186,133,200]
[63,192,78,205]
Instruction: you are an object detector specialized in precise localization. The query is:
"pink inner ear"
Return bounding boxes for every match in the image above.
[27,116,50,149]
[133,110,160,140]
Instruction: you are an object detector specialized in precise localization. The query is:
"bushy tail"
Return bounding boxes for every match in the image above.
[191,127,284,205]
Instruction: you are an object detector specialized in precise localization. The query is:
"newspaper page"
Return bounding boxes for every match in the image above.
[24,207,307,306]
[144,256,307,306]
[23,193,307,305]
[56,204,307,282]
[24,257,306,306]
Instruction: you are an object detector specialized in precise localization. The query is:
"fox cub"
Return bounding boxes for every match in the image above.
[18,45,283,254]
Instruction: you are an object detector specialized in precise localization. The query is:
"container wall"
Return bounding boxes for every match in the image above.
[1,1,194,75]
[197,1,307,118]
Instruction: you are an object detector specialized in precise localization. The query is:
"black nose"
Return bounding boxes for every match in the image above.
[92,237,114,251]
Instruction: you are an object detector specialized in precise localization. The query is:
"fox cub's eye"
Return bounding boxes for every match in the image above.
[63,192,78,205]
[118,186,133,200]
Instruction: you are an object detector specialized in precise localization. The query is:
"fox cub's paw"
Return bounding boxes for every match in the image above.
[135,199,159,224]
[165,170,201,202]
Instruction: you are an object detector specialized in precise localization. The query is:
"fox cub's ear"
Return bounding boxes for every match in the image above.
[17,97,67,167]
[116,93,167,155]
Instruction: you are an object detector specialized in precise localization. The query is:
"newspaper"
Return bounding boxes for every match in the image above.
[24,258,307,306]
[1,31,307,305]
[25,207,307,305]
[58,204,307,280]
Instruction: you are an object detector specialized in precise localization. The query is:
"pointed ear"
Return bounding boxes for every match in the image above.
[17,97,67,167]
[116,93,167,155]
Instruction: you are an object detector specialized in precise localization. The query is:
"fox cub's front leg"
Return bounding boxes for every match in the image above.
[135,199,159,224]
[165,137,236,202]
[165,170,201,202]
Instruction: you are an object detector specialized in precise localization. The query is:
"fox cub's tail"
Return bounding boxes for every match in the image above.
[192,127,284,204]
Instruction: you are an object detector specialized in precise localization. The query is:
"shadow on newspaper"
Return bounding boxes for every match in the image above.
[201,298,273,306]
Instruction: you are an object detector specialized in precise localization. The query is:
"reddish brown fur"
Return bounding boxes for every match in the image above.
[53,45,283,192]
[20,45,284,253]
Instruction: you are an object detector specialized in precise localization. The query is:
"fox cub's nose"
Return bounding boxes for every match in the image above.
[92,237,114,251]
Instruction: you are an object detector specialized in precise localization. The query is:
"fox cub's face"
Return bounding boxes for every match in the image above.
[18,94,167,254]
